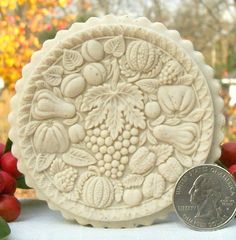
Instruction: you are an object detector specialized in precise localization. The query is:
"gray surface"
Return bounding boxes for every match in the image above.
[9,199,235,240]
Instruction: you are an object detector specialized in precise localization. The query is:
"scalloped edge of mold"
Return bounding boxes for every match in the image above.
[8,14,224,228]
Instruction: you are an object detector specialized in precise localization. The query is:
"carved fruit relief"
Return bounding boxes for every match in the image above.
[11,18,219,227]
[32,90,76,120]
[82,175,114,209]
[142,173,165,198]
[126,41,158,73]
[158,85,195,117]
[61,74,86,98]
[33,122,69,153]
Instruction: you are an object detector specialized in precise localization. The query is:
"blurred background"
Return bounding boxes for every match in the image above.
[1,0,236,143]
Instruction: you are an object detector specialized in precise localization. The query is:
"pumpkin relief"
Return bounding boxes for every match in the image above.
[82,174,114,209]
[33,122,70,154]
[126,40,159,73]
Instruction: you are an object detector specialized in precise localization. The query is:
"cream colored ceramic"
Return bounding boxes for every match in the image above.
[9,15,224,227]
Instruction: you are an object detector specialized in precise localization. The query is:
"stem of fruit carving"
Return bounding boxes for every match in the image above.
[110,59,119,90]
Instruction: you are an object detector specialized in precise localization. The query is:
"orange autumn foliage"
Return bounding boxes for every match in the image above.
[0,0,76,86]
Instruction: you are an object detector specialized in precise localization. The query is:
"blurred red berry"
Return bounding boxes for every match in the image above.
[0,174,5,193]
[228,164,236,181]
[0,171,16,195]
[0,152,22,178]
[0,143,5,158]
[0,194,21,222]
[219,142,236,168]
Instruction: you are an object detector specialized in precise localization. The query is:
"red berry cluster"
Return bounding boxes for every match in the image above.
[0,143,21,222]
[219,142,236,181]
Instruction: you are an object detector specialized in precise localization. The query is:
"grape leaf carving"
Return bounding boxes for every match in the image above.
[104,35,125,57]
[42,66,63,86]
[77,171,96,195]
[175,150,192,167]
[118,82,144,109]
[124,106,146,130]
[182,108,205,122]
[53,87,63,98]
[24,121,40,136]
[178,74,194,85]
[75,95,83,111]
[82,83,145,139]
[106,98,124,139]
[81,85,111,112]
[66,189,80,202]
[110,59,120,89]
[147,130,157,144]
[139,129,156,145]
[35,154,56,172]
[19,104,31,113]
[150,115,165,127]
[150,144,174,166]
[63,115,79,126]
[147,94,158,101]
[62,147,96,167]
[18,115,29,127]
[140,130,148,146]
[85,104,108,129]
[112,180,124,202]
[50,158,66,175]
[165,118,181,126]
[136,79,159,94]
[63,49,83,70]
[122,174,144,188]
[35,80,50,90]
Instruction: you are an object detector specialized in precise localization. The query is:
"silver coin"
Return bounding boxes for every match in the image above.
[173,164,236,231]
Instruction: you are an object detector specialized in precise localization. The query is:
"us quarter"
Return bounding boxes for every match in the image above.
[173,164,236,231]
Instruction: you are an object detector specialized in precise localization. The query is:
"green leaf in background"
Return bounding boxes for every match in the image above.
[4,139,12,154]
[16,176,31,189]
[0,217,11,240]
